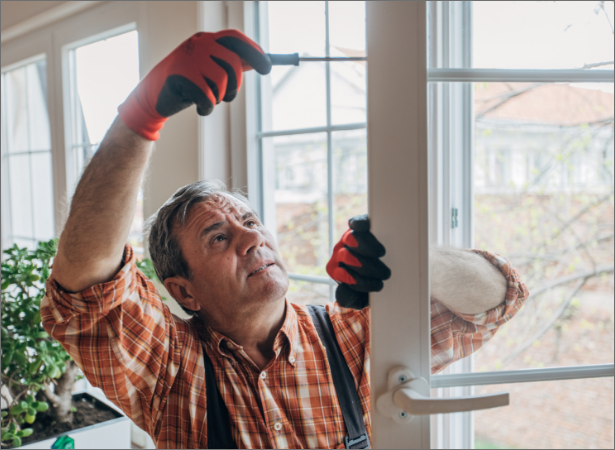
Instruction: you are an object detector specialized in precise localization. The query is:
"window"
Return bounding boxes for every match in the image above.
[1,57,54,249]
[64,26,143,253]
[428,2,614,449]
[253,1,367,305]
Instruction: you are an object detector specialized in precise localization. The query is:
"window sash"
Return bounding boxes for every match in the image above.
[429,1,614,447]
[253,1,367,297]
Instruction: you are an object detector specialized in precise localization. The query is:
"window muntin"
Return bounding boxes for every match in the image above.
[256,1,367,303]
[1,58,54,249]
[472,1,614,70]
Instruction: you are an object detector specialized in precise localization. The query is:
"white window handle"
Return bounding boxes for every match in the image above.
[376,366,510,424]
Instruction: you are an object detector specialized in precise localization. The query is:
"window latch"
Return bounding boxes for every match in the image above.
[376,366,509,423]
[451,207,459,229]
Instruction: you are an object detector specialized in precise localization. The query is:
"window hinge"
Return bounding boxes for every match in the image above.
[451,208,459,229]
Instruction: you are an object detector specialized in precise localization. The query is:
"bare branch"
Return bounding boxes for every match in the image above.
[528,264,614,299]
[503,278,587,368]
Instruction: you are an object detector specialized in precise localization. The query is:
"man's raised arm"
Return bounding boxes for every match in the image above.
[52,119,153,292]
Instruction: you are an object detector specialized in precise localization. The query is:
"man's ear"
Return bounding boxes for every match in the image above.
[164,276,201,313]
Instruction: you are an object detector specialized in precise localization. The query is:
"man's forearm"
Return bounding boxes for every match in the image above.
[430,246,507,314]
[52,116,154,292]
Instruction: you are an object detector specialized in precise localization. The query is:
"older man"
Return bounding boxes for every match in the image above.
[42,31,528,449]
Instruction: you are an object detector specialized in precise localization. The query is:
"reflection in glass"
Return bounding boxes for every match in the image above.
[8,154,34,241]
[264,63,327,131]
[2,59,54,248]
[473,1,614,69]
[331,60,366,125]
[286,279,330,306]
[271,133,329,276]
[267,1,326,57]
[471,82,614,372]
[73,30,139,145]
[5,61,49,153]
[332,129,368,243]
[473,378,614,449]
[329,1,366,54]
[31,153,55,241]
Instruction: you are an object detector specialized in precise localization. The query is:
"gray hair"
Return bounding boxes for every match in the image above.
[144,180,250,316]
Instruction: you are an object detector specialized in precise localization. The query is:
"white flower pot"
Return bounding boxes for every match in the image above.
[17,393,131,449]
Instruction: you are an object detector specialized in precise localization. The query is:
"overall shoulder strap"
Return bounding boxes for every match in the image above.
[307,305,371,449]
[203,346,237,449]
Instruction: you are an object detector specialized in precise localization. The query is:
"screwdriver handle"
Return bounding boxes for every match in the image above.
[267,53,300,66]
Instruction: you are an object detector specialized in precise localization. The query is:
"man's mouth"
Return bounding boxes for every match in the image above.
[248,263,275,277]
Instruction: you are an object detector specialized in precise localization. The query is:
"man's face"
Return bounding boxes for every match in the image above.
[171,193,289,322]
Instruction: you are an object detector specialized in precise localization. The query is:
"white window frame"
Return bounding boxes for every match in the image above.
[428,1,615,448]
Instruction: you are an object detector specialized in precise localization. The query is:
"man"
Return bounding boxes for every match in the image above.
[42,31,529,449]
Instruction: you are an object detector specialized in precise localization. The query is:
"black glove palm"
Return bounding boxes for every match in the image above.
[326,215,391,309]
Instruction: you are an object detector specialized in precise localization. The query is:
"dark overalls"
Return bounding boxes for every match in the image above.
[203,305,370,449]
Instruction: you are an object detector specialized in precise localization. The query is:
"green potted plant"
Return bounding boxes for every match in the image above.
[1,240,148,448]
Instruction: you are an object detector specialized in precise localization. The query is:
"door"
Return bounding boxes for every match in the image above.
[367,2,615,448]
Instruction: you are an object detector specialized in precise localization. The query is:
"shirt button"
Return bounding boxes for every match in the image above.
[273,422,282,431]
[260,371,267,380]
[288,356,296,364]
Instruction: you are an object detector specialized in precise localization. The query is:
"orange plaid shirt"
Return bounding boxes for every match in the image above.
[41,246,528,449]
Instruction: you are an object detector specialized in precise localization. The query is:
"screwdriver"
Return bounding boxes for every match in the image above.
[267,53,366,66]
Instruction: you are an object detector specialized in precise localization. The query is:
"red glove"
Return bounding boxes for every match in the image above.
[118,30,271,141]
[326,215,391,309]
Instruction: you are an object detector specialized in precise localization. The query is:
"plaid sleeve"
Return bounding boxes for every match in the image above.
[430,250,530,374]
[41,245,189,435]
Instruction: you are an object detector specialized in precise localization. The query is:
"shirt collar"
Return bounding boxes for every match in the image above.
[191,298,298,366]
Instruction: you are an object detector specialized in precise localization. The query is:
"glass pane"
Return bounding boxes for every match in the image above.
[473,378,614,449]
[331,61,366,125]
[286,279,331,306]
[73,30,139,146]
[31,152,54,241]
[328,1,366,55]
[4,66,29,153]
[8,153,33,239]
[25,61,50,151]
[332,129,367,243]
[472,82,614,371]
[263,63,327,132]
[270,133,329,276]
[266,1,326,56]
[473,1,615,69]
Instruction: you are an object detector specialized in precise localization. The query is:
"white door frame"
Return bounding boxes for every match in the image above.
[367,2,431,448]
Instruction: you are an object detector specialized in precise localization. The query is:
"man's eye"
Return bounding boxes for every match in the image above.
[246,220,256,227]
[213,235,226,243]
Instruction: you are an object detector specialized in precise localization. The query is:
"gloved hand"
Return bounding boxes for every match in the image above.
[326,214,391,309]
[118,30,271,141]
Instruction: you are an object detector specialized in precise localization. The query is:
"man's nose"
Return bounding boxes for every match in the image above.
[236,226,265,255]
